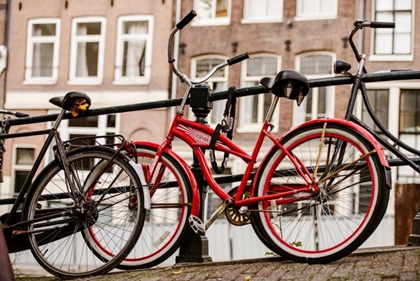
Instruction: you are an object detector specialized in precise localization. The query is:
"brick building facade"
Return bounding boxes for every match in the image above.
[0,0,174,205]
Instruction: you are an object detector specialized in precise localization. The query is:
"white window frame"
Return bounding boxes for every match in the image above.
[192,0,231,26]
[113,15,154,85]
[293,52,335,126]
[68,17,106,85]
[190,55,228,127]
[24,18,61,85]
[238,54,281,133]
[242,0,283,24]
[369,0,414,62]
[295,0,338,21]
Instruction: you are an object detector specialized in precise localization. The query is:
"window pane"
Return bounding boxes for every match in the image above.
[16,148,35,165]
[395,12,411,32]
[376,11,394,23]
[320,0,335,13]
[216,0,229,17]
[395,0,412,10]
[77,22,101,35]
[195,0,215,19]
[76,42,98,77]
[15,171,30,194]
[394,34,411,54]
[69,115,98,127]
[247,57,277,76]
[123,41,146,77]
[317,88,326,116]
[267,0,282,17]
[375,34,393,54]
[123,21,148,34]
[107,115,116,128]
[32,43,54,77]
[300,55,332,75]
[376,0,393,11]
[400,90,420,132]
[32,24,56,36]
[245,0,265,18]
[301,0,313,14]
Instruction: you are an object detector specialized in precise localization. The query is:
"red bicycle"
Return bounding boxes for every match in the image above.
[117,11,391,268]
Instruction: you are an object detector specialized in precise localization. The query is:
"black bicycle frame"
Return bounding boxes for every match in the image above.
[343,76,420,174]
[0,109,67,227]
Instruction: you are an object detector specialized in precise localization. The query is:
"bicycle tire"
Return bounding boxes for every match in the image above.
[252,122,389,263]
[22,146,146,278]
[117,144,192,269]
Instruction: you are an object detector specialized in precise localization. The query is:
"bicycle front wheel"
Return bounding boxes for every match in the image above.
[22,147,146,278]
[117,144,192,269]
[253,122,389,263]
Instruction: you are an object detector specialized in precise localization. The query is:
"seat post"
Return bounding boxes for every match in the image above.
[265,95,279,123]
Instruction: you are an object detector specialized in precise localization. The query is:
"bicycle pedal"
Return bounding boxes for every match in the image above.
[188,215,206,236]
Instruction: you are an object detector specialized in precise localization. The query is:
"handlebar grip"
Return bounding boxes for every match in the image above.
[227,53,250,66]
[15,112,29,118]
[176,10,197,30]
[370,21,395,28]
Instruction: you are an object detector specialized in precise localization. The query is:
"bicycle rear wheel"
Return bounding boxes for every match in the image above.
[253,122,389,263]
[22,147,146,278]
[117,144,192,269]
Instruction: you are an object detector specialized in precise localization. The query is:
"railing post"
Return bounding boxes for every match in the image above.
[176,84,213,263]
[408,204,420,246]
[0,223,15,281]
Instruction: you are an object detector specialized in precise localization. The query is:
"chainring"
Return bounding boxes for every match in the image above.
[225,188,252,226]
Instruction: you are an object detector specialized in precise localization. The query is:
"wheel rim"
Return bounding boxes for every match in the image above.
[119,148,190,267]
[258,128,380,258]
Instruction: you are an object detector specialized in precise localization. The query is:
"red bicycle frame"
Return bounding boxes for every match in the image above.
[141,112,317,218]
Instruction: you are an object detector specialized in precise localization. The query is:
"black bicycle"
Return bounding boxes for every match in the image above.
[0,91,148,278]
[334,19,420,172]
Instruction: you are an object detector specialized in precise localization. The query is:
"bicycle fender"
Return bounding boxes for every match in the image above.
[285,118,389,168]
[132,141,201,217]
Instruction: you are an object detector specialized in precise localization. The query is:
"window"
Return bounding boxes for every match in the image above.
[114,15,154,85]
[400,90,420,133]
[239,55,281,132]
[69,17,106,85]
[398,89,420,182]
[193,0,231,26]
[13,147,35,195]
[372,0,412,58]
[24,19,60,84]
[47,113,119,163]
[295,0,337,20]
[362,90,389,132]
[294,53,334,125]
[242,0,283,23]
[191,56,228,127]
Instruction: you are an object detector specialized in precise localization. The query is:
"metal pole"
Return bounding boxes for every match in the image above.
[176,84,212,264]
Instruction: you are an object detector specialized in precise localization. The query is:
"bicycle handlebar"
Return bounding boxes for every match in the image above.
[176,10,197,30]
[349,19,395,65]
[0,109,29,118]
[169,10,249,85]
[369,21,395,28]
[227,53,250,66]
